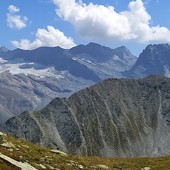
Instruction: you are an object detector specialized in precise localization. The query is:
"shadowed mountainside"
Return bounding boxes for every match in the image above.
[124,43,170,78]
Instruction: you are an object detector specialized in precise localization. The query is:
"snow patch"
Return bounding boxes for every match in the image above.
[0,58,64,79]
[113,55,122,61]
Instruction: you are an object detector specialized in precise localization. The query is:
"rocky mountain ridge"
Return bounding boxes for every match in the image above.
[2,75,170,158]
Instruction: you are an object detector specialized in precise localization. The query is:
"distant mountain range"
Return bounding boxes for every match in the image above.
[0,43,137,123]
[2,75,170,157]
[1,42,137,80]
[1,42,170,123]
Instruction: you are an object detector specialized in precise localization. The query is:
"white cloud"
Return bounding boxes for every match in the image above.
[53,0,170,43]
[7,14,28,29]
[8,5,20,13]
[7,5,28,29]
[11,26,76,50]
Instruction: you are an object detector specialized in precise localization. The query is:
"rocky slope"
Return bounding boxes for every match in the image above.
[124,43,170,78]
[0,43,136,123]
[0,71,93,123]
[2,75,170,157]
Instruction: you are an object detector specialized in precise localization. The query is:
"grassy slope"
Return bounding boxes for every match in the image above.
[0,133,170,170]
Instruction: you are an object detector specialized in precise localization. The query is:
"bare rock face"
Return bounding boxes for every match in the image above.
[124,44,170,78]
[2,75,170,157]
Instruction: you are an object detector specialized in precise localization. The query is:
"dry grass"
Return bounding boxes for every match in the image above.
[0,158,21,170]
[0,134,170,170]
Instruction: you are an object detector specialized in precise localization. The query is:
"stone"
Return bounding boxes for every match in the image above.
[39,164,47,169]
[46,165,55,170]
[7,148,13,152]
[78,164,84,169]
[50,150,67,157]
[1,142,15,148]
[96,165,109,169]
[0,132,5,136]
[141,167,151,170]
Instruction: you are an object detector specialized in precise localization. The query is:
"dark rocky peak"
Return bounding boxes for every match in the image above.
[0,46,9,52]
[0,46,10,58]
[124,43,170,78]
[70,42,114,62]
[140,43,170,60]
[113,46,136,60]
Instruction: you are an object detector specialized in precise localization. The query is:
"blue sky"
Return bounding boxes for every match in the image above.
[0,0,170,56]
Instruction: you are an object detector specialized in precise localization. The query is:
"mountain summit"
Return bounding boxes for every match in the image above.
[0,46,9,57]
[0,46,9,52]
[124,43,170,78]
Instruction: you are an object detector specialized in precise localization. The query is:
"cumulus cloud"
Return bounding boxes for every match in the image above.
[7,5,28,29]
[53,0,170,43]
[11,26,76,50]
[8,5,20,13]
